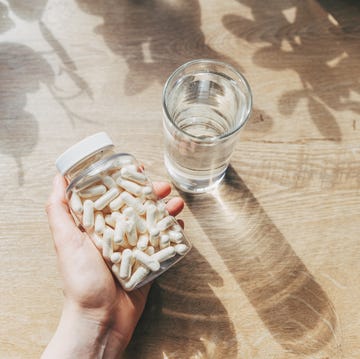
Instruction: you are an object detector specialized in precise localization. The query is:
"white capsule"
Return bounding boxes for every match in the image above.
[102,175,117,189]
[94,212,105,234]
[123,207,147,234]
[92,233,103,249]
[142,186,154,197]
[156,216,174,232]
[137,234,149,250]
[79,184,107,198]
[125,219,138,246]
[113,157,134,168]
[144,199,156,207]
[159,234,170,249]
[146,204,157,229]
[133,249,160,271]
[83,200,94,229]
[120,249,133,279]
[120,192,145,214]
[109,195,125,211]
[157,201,168,220]
[151,246,176,262]
[76,175,102,192]
[69,191,83,213]
[174,243,189,255]
[171,223,183,232]
[116,178,143,196]
[105,214,116,228]
[120,166,147,184]
[110,252,122,264]
[124,266,150,290]
[111,170,122,181]
[102,227,114,259]
[114,218,127,246]
[94,187,120,210]
[149,227,160,247]
[145,246,155,256]
[168,230,183,244]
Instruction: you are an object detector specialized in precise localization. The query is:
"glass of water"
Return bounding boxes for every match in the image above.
[162,59,252,193]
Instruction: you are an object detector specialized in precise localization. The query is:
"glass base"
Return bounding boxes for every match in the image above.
[164,155,226,194]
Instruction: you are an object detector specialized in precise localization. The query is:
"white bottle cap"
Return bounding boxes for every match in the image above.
[56,132,114,175]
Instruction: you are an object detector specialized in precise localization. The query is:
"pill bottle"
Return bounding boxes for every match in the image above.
[55,132,191,291]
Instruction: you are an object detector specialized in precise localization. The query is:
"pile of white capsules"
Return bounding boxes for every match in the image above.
[68,158,190,291]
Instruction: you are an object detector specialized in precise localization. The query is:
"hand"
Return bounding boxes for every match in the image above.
[42,174,184,358]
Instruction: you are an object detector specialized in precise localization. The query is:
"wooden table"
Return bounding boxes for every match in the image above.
[1,1,359,358]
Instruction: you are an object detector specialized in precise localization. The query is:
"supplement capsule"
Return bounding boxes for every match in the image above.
[116,178,143,196]
[120,191,145,214]
[126,219,138,246]
[142,186,153,197]
[133,249,160,271]
[137,234,149,251]
[94,187,120,210]
[102,227,114,259]
[156,202,168,220]
[79,184,107,198]
[114,219,127,246]
[174,243,189,255]
[120,166,147,184]
[123,207,147,234]
[124,266,150,290]
[151,246,176,263]
[156,216,174,232]
[146,204,157,229]
[149,227,160,247]
[159,234,170,249]
[83,200,94,229]
[102,175,117,189]
[145,246,155,256]
[94,212,105,234]
[110,252,122,264]
[120,249,133,279]
[109,195,125,211]
[92,233,103,249]
[168,230,183,244]
[69,192,83,213]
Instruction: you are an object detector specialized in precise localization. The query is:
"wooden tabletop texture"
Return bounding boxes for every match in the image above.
[0,0,359,358]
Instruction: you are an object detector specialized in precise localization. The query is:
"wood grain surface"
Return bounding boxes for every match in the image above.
[0,0,359,358]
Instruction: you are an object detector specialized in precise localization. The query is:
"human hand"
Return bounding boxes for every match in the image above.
[42,174,184,358]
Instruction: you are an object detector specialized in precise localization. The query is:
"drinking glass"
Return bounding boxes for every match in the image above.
[162,59,252,193]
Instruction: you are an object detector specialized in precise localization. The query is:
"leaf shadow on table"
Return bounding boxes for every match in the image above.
[179,166,342,357]
[0,1,95,186]
[124,247,238,358]
[76,0,242,96]
[0,42,54,186]
[222,0,360,142]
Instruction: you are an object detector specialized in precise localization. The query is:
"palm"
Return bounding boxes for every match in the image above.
[47,175,183,351]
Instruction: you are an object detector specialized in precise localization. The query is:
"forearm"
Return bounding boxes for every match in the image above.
[41,302,126,359]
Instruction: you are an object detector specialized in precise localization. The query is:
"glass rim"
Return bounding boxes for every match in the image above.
[162,59,253,143]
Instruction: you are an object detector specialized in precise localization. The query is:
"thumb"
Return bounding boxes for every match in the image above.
[46,174,82,250]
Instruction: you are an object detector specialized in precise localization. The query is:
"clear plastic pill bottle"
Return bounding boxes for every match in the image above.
[55,132,191,291]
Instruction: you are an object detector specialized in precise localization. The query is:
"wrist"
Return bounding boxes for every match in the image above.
[42,302,111,359]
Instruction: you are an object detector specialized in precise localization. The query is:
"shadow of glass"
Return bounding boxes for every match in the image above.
[124,247,238,358]
[179,166,340,356]
[0,42,54,185]
[76,0,243,96]
[222,0,360,141]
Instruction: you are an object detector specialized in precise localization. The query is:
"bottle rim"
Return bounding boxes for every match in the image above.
[55,132,114,175]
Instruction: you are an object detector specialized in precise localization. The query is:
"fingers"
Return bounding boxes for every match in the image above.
[45,174,80,248]
[152,182,171,198]
[165,197,184,217]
